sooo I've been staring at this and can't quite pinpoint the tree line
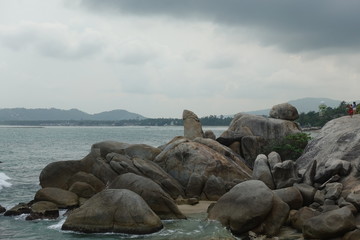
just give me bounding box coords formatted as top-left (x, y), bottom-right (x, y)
top-left (296, 101), bottom-right (351, 128)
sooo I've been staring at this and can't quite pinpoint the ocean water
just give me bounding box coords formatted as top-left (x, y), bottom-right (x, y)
top-left (0, 126), bottom-right (236, 240)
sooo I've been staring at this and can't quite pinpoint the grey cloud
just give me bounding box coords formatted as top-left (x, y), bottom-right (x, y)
top-left (78, 0), bottom-right (360, 53)
top-left (0, 22), bottom-right (103, 59)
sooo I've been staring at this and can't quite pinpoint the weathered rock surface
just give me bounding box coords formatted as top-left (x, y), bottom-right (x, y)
top-left (302, 207), bottom-right (356, 239)
top-left (26, 201), bottom-right (59, 220)
top-left (34, 187), bottom-right (79, 208)
top-left (252, 154), bottom-right (275, 189)
top-left (183, 109), bottom-right (204, 140)
top-left (108, 173), bottom-right (185, 220)
top-left (269, 103), bottom-right (299, 121)
top-left (297, 115), bottom-right (360, 194)
top-left (154, 137), bottom-right (251, 200)
top-left (218, 113), bottom-right (301, 163)
top-left (108, 153), bottom-right (185, 199)
top-left (208, 180), bottom-right (276, 235)
top-left (289, 207), bottom-right (321, 231)
top-left (272, 160), bottom-right (299, 189)
top-left (273, 187), bottom-right (303, 210)
top-left (61, 189), bottom-right (163, 234)
top-left (4, 203), bottom-right (30, 216)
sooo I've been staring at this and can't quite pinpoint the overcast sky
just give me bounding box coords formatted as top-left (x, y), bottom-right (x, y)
top-left (1, 0), bottom-right (359, 118)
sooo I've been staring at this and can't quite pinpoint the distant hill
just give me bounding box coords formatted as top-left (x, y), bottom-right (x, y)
top-left (0, 108), bottom-right (146, 121)
top-left (246, 97), bottom-right (350, 116)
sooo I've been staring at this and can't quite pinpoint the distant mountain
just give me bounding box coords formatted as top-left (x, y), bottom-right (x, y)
top-left (0, 108), bottom-right (146, 121)
top-left (246, 97), bottom-right (350, 116)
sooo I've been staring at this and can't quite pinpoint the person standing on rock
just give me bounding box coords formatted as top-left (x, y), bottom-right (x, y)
top-left (352, 102), bottom-right (357, 114)
top-left (347, 104), bottom-right (354, 117)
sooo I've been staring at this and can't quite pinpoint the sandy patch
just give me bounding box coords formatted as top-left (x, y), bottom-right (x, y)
top-left (177, 201), bottom-right (216, 216)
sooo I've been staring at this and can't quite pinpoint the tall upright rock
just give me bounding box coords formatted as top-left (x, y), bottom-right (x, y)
top-left (183, 110), bottom-right (204, 140)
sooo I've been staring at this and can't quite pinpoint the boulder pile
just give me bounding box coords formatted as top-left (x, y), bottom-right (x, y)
top-left (3, 105), bottom-right (360, 239)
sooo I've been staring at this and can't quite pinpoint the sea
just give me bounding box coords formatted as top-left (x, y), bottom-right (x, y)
top-left (0, 125), bottom-right (238, 240)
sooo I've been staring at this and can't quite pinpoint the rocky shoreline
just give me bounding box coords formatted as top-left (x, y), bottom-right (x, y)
top-left (2, 103), bottom-right (360, 239)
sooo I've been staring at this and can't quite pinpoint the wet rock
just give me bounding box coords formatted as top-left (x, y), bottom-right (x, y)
top-left (26, 201), bottom-right (59, 220)
top-left (62, 189), bottom-right (163, 234)
top-left (4, 203), bottom-right (31, 216)
top-left (34, 187), bottom-right (79, 208)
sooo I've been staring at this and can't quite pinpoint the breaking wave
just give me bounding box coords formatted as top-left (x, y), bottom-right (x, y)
top-left (0, 172), bottom-right (12, 190)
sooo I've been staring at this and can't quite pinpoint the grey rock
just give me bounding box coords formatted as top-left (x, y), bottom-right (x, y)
top-left (204, 130), bottom-right (216, 140)
top-left (208, 180), bottom-right (274, 235)
top-left (324, 182), bottom-right (343, 200)
top-left (154, 138), bottom-right (251, 191)
top-left (4, 203), bottom-right (31, 216)
top-left (183, 109), bottom-right (204, 140)
top-left (34, 187), bottom-right (79, 208)
top-left (61, 189), bottom-right (163, 234)
top-left (185, 173), bottom-right (206, 198)
top-left (68, 182), bottom-right (97, 199)
top-left (302, 207), bottom-right (356, 239)
top-left (272, 160), bottom-right (299, 189)
top-left (252, 154), bottom-right (275, 189)
top-left (109, 173), bottom-right (185, 220)
top-left (296, 115), bottom-right (360, 195)
top-left (293, 183), bottom-right (317, 206)
top-left (269, 103), bottom-right (299, 121)
top-left (273, 187), bottom-right (303, 210)
top-left (252, 195), bottom-right (290, 237)
top-left (289, 207), bottom-right (321, 231)
top-left (201, 175), bottom-right (226, 201)
top-left (26, 201), bottom-right (59, 220)
top-left (346, 193), bottom-right (360, 211)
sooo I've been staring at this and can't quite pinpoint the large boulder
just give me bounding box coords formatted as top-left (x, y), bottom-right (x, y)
top-left (302, 207), bottom-right (356, 239)
top-left (154, 137), bottom-right (251, 199)
top-left (108, 173), bottom-right (185, 220)
top-left (208, 180), bottom-right (278, 235)
top-left (183, 109), bottom-right (204, 140)
top-left (61, 189), bottom-right (163, 234)
top-left (218, 113), bottom-right (301, 164)
top-left (297, 115), bottom-right (360, 195)
top-left (269, 103), bottom-right (299, 121)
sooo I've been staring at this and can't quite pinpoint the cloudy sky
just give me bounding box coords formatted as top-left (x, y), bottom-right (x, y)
top-left (1, 0), bottom-right (359, 118)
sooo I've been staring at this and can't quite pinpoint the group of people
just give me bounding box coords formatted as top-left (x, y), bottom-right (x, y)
top-left (347, 102), bottom-right (357, 117)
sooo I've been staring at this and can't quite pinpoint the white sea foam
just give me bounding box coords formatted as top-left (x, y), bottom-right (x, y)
top-left (0, 172), bottom-right (12, 190)
top-left (48, 219), bottom-right (66, 231)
